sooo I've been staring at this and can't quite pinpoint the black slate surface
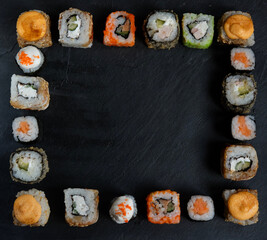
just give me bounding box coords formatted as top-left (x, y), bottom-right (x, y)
top-left (0, 0), bottom-right (267, 239)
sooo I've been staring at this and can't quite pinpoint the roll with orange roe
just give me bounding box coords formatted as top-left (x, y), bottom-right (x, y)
top-left (16, 10), bottom-right (52, 48)
top-left (187, 195), bottom-right (214, 221)
top-left (103, 11), bottom-right (136, 47)
top-left (147, 190), bottom-right (180, 224)
top-left (217, 11), bottom-right (254, 47)
top-left (231, 48), bottom-right (255, 71)
top-left (13, 188), bottom-right (50, 227)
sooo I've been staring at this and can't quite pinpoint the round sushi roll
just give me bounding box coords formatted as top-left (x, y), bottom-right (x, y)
top-left (9, 147), bottom-right (49, 184)
top-left (187, 195), bottom-right (215, 221)
top-left (217, 11), bottom-right (254, 47)
top-left (231, 115), bottom-right (256, 141)
top-left (103, 11), bottom-right (136, 47)
top-left (12, 116), bottom-right (39, 142)
top-left (109, 195), bottom-right (137, 224)
top-left (143, 10), bottom-right (180, 49)
top-left (182, 13), bottom-right (214, 49)
top-left (231, 48), bottom-right (255, 71)
top-left (16, 10), bottom-right (52, 48)
top-left (222, 73), bottom-right (257, 114)
top-left (16, 46), bottom-right (44, 73)
top-left (13, 188), bottom-right (50, 227)
top-left (221, 144), bottom-right (258, 181)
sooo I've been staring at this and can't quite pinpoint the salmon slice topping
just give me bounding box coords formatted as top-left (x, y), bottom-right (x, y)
top-left (193, 198), bottom-right (209, 215)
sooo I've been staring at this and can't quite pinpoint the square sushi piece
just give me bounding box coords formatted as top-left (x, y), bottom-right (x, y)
top-left (217, 11), bottom-right (255, 47)
top-left (221, 144), bottom-right (258, 181)
top-left (231, 48), bottom-right (255, 70)
top-left (58, 8), bottom-right (93, 48)
top-left (222, 73), bottom-right (257, 114)
top-left (16, 10), bottom-right (52, 48)
top-left (64, 188), bottom-right (99, 227)
top-left (231, 115), bottom-right (256, 141)
top-left (103, 11), bottom-right (136, 47)
top-left (182, 13), bottom-right (214, 49)
top-left (147, 190), bottom-right (180, 224)
top-left (13, 188), bottom-right (50, 227)
top-left (222, 189), bottom-right (259, 225)
top-left (143, 10), bottom-right (180, 49)
top-left (187, 195), bottom-right (215, 221)
top-left (10, 74), bottom-right (50, 111)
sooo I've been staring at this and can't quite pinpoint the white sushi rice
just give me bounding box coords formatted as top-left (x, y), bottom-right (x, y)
top-left (11, 150), bottom-right (43, 182)
top-left (64, 188), bottom-right (99, 226)
top-left (231, 115), bottom-right (256, 140)
top-left (187, 195), bottom-right (214, 221)
top-left (225, 75), bottom-right (256, 106)
top-left (146, 12), bottom-right (178, 42)
top-left (231, 48), bottom-right (255, 70)
top-left (15, 46), bottom-right (44, 73)
top-left (13, 188), bottom-right (50, 226)
top-left (12, 116), bottom-right (39, 142)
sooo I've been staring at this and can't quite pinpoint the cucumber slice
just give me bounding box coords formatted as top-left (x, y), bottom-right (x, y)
top-left (116, 30), bottom-right (130, 38)
top-left (188, 22), bottom-right (197, 30)
top-left (68, 23), bottom-right (78, 31)
top-left (167, 202), bottom-right (175, 213)
top-left (235, 161), bottom-right (251, 171)
top-left (156, 19), bottom-right (165, 28)
top-left (17, 158), bottom-right (29, 171)
top-left (69, 15), bottom-right (77, 22)
top-left (238, 81), bottom-right (252, 96)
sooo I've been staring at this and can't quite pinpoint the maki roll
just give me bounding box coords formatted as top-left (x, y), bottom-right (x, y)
top-left (231, 115), bottom-right (256, 141)
top-left (147, 190), bottom-right (180, 224)
top-left (13, 188), bottom-right (50, 227)
top-left (10, 74), bottom-right (50, 110)
top-left (58, 8), bottom-right (93, 48)
top-left (222, 189), bottom-right (259, 225)
top-left (16, 10), bottom-right (52, 48)
top-left (221, 144), bottom-right (258, 181)
top-left (16, 46), bottom-right (44, 73)
top-left (12, 116), bottom-right (39, 142)
top-left (222, 73), bottom-right (257, 114)
top-left (143, 10), bottom-right (179, 49)
top-left (109, 195), bottom-right (137, 224)
top-left (103, 11), bottom-right (136, 47)
top-left (231, 48), bottom-right (255, 71)
top-left (217, 11), bottom-right (254, 47)
top-left (10, 147), bottom-right (49, 184)
top-left (182, 13), bottom-right (214, 49)
top-left (64, 188), bottom-right (99, 227)
top-left (187, 195), bottom-right (215, 221)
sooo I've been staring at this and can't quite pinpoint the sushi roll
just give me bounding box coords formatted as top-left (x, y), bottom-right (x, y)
top-left (13, 188), bottom-right (50, 227)
top-left (147, 190), bottom-right (180, 224)
top-left (64, 188), bottom-right (99, 227)
top-left (9, 147), bottom-right (49, 184)
top-left (231, 48), bottom-right (255, 71)
top-left (58, 8), bottom-right (93, 48)
top-left (143, 10), bottom-right (179, 49)
top-left (182, 13), bottom-right (214, 49)
top-left (16, 46), bottom-right (44, 73)
top-left (217, 11), bottom-right (254, 47)
top-left (222, 73), bottom-right (257, 114)
top-left (231, 115), bottom-right (256, 141)
top-left (10, 74), bottom-right (50, 110)
top-left (16, 10), bottom-right (52, 48)
top-left (109, 195), bottom-right (137, 224)
top-left (221, 144), bottom-right (258, 181)
top-left (187, 195), bottom-right (215, 221)
top-left (222, 189), bottom-right (259, 225)
top-left (12, 116), bottom-right (39, 142)
top-left (103, 11), bottom-right (136, 47)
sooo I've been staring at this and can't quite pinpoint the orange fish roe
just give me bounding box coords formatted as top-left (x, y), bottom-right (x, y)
top-left (233, 52), bottom-right (250, 68)
top-left (33, 55), bottom-right (40, 59)
top-left (18, 51), bottom-right (34, 66)
top-left (103, 11), bottom-right (136, 47)
top-left (17, 121), bottom-right (30, 134)
top-left (238, 116), bottom-right (251, 137)
top-left (192, 198), bottom-right (209, 215)
top-left (147, 190), bottom-right (180, 224)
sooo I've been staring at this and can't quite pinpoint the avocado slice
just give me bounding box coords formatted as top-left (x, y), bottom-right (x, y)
top-left (156, 19), bottom-right (165, 28)
top-left (17, 158), bottom-right (29, 171)
top-left (167, 201), bottom-right (175, 213)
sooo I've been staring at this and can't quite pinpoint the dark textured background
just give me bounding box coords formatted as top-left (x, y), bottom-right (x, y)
top-left (0, 0), bottom-right (266, 239)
